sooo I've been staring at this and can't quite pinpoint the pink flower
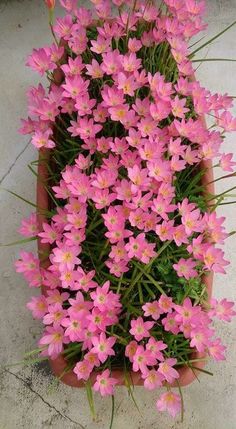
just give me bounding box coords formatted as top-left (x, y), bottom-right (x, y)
top-left (171, 95), bottom-right (189, 118)
top-left (68, 291), bottom-right (93, 315)
top-left (87, 308), bottom-right (110, 332)
top-left (54, 15), bottom-right (73, 40)
top-left (128, 37), bottom-right (142, 52)
top-left (168, 137), bottom-right (186, 157)
top-left (91, 333), bottom-right (116, 363)
top-left (90, 36), bottom-right (110, 55)
top-left (162, 313), bottom-right (180, 335)
top-left (122, 53), bottom-right (142, 72)
top-left (74, 360), bottom-right (93, 381)
top-left (150, 99), bottom-right (171, 121)
top-left (75, 94), bottom-right (96, 116)
top-left (62, 75), bottom-right (89, 99)
top-left (125, 233), bottom-right (154, 261)
top-left (139, 241), bottom-right (156, 264)
top-left (86, 59), bottom-right (104, 79)
top-left (61, 56), bottom-right (84, 76)
top-left (217, 111), bottom-right (236, 131)
top-left (26, 48), bottom-right (56, 75)
top-left (132, 345), bottom-right (156, 374)
top-left (158, 295), bottom-right (173, 313)
top-left (148, 72), bottom-right (173, 100)
top-left (190, 328), bottom-right (213, 352)
top-left (170, 155), bottom-right (186, 172)
top-left (43, 303), bottom-right (66, 327)
top-left (76, 268), bottom-right (98, 292)
top-left (128, 165), bottom-right (150, 191)
top-left (101, 50), bottom-right (122, 75)
top-left (202, 246), bottom-right (229, 274)
top-left (101, 85), bottom-right (124, 107)
top-left (39, 326), bottom-right (64, 359)
top-left (172, 225), bottom-right (189, 247)
top-left (156, 391), bottom-right (181, 417)
top-left (52, 245), bottom-right (81, 272)
top-left (38, 222), bottom-right (61, 244)
top-left (84, 351), bottom-right (100, 368)
top-left (146, 337), bottom-right (167, 361)
top-left (142, 369), bottom-right (164, 390)
top-left (75, 7), bottom-right (93, 27)
top-left (15, 251), bottom-right (41, 287)
top-left (174, 298), bottom-right (200, 324)
top-left (125, 340), bottom-right (138, 362)
top-left (18, 213), bottom-right (38, 237)
top-left (106, 259), bottom-right (129, 277)
top-left (93, 369), bottom-right (118, 396)
top-left (109, 241), bottom-right (128, 262)
top-left (173, 258), bottom-right (198, 280)
top-left (151, 196), bottom-right (176, 220)
top-left (37, 98), bottom-right (60, 122)
top-left (117, 72), bottom-right (139, 96)
top-left (108, 104), bottom-right (130, 123)
top-left (209, 298), bottom-right (236, 322)
top-left (59, 0), bottom-right (78, 12)
top-left (130, 317), bottom-right (154, 341)
top-left (31, 129), bottom-right (55, 149)
top-left (219, 153), bottom-right (236, 172)
top-left (73, 117), bottom-right (102, 140)
top-left (90, 281), bottom-right (121, 312)
top-left (208, 338), bottom-right (226, 361)
top-left (46, 289), bottom-right (69, 305)
top-left (61, 314), bottom-right (85, 342)
top-left (26, 295), bottom-right (48, 319)
top-left (158, 358), bottom-right (179, 383)
top-left (187, 235), bottom-right (205, 259)
top-left (156, 220), bottom-right (174, 242)
top-left (178, 198), bottom-right (196, 216)
top-left (182, 208), bottom-right (203, 235)
top-left (91, 168), bottom-right (117, 189)
top-left (142, 301), bottom-right (161, 321)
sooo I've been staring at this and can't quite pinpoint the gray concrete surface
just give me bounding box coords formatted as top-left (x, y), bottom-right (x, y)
top-left (0, 1), bottom-right (236, 428)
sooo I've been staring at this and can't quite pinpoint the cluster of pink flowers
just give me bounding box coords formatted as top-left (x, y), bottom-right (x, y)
top-left (16, 0), bottom-right (236, 420)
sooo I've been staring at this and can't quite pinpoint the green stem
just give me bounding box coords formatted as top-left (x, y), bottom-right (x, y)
top-left (109, 396), bottom-right (115, 429)
top-left (192, 58), bottom-right (236, 62)
top-left (206, 185), bottom-right (236, 202)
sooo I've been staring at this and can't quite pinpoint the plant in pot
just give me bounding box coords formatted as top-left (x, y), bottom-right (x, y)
top-left (14, 0), bottom-right (236, 422)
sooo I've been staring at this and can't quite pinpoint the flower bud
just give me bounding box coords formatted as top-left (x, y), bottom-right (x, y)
top-left (45, 0), bottom-right (55, 10)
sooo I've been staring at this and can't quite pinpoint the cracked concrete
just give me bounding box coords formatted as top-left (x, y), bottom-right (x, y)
top-left (4, 369), bottom-right (85, 428)
top-left (0, 1), bottom-right (236, 428)
top-left (0, 141), bottom-right (30, 185)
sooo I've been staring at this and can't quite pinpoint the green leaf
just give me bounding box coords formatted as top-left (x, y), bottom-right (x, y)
top-left (190, 20), bottom-right (236, 57)
top-left (1, 236), bottom-right (37, 247)
top-left (28, 163), bottom-right (38, 177)
top-left (124, 371), bottom-right (141, 415)
top-left (4, 357), bottom-right (48, 368)
top-left (189, 365), bottom-right (213, 377)
top-left (176, 380), bottom-right (184, 423)
top-left (85, 379), bottom-right (96, 421)
top-left (1, 188), bottom-right (37, 207)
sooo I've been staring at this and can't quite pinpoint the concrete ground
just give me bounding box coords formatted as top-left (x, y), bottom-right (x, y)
top-left (0, 1), bottom-right (236, 428)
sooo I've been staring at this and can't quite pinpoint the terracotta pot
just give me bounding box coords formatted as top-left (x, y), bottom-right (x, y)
top-left (36, 61), bottom-right (214, 388)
